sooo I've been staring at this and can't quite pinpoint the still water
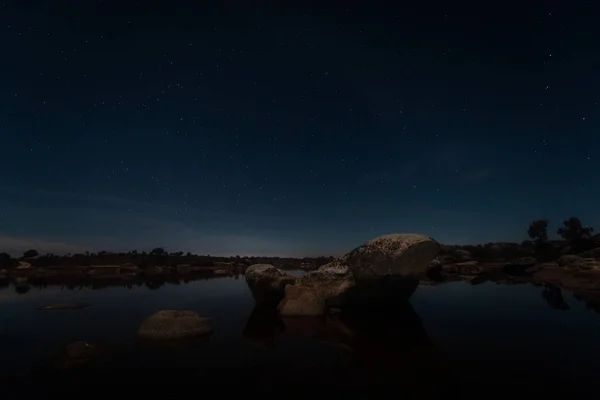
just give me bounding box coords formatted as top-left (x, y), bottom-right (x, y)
top-left (2, 272), bottom-right (600, 395)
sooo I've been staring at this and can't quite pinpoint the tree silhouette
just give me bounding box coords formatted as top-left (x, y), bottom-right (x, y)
top-left (557, 217), bottom-right (594, 241)
top-left (150, 247), bottom-right (166, 256)
top-left (527, 219), bottom-right (549, 244)
top-left (557, 217), bottom-right (595, 253)
top-left (22, 249), bottom-right (39, 258)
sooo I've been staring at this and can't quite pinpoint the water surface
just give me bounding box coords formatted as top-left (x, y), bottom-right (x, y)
top-left (2, 273), bottom-right (600, 395)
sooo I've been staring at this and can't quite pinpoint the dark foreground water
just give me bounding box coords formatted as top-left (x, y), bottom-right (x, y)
top-left (2, 272), bottom-right (600, 396)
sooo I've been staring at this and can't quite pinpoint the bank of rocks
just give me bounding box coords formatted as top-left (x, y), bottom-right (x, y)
top-left (246, 233), bottom-right (441, 316)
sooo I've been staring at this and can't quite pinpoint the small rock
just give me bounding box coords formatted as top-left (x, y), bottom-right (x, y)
top-left (557, 255), bottom-right (582, 267)
top-left (213, 269), bottom-right (230, 276)
top-left (37, 303), bottom-right (90, 310)
top-left (428, 258), bottom-right (442, 268)
top-left (455, 261), bottom-right (482, 275)
top-left (17, 261), bottom-right (32, 269)
top-left (137, 310), bottom-right (213, 340)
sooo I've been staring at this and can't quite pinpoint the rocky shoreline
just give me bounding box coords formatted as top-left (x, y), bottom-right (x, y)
top-left (422, 255), bottom-right (600, 311)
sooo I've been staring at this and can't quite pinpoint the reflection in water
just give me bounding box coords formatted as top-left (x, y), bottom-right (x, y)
top-left (542, 285), bottom-right (570, 311)
top-left (15, 285), bottom-right (31, 294)
top-left (1, 272), bottom-right (241, 296)
top-left (6, 272), bottom-right (600, 395)
top-left (243, 302), bottom-right (450, 393)
top-left (242, 303), bottom-right (285, 348)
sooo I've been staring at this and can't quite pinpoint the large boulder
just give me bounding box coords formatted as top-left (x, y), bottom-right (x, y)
top-left (343, 234), bottom-right (440, 279)
top-left (245, 264), bottom-right (296, 304)
top-left (278, 234), bottom-right (440, 316)
top-left (137, 310), bottom-right (212, 340)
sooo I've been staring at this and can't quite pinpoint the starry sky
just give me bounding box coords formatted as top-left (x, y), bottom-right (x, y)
top-left (0, 2), bottom-right (599, 257)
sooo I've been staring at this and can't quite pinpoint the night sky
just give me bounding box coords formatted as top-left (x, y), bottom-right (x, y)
top-left (1, 2), bottom-right (599, 257)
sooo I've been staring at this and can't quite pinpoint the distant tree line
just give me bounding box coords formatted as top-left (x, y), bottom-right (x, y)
top-left (527, 216), bottom-right (596, 260)
top-left (0, 247), bottom-right (334, 270)
top-left (433, 216), bottom-right (598, 264)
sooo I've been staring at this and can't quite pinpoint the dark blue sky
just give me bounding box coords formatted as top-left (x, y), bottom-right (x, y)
top-left (0, 2), bottom-right (598, 256)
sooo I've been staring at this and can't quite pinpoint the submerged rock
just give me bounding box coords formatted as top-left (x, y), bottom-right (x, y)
top-left (245, 264), bottom-right (296, 304)
top-left (51, 341), bottom-right (104, 370)
top-left (66, 341), bottom-right (101, 359)
top-left (137, 310), bottom-right (212, 340)
top-left (37, 303), bottom-right (90, 310)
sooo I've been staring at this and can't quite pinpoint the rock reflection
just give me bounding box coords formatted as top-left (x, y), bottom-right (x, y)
top-left (541, 285), bottom-right (570, 311)
top-left (242, 302), bottom-right (448, 390)
top-left (243, 303), bottom-right (285, 348)
top-left (15, 285), bottom-right (31, 294)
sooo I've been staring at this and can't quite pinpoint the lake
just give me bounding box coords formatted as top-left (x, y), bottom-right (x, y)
top-left (2, 271), bottom-right (600, 396)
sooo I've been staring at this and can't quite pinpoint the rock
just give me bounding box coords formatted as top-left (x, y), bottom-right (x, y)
top-left (577, 247), bottom-right (600, 258)
top-left (278, 262), bottom-right (352, 316)
top-left (36, 303), bottom-right (90, 310)
top-left (525, 263), bottom-right (558, 274)
top-left (453, 249), bottom-right (474, 261)
top-left (137, 310), bottom-right (213, 340)
top-left (503, 257), bottom-right (537, 275)
top-left (569, 258), bottom-right (600, 271)
top-left (278, 284), bottom-right (327, 316)
top-left (52, 341), bottom-right (104, 370)
top-left (455, 261), bottom-right (482, 275)
top-left (278, 234), bottom-right (439, 316)
top-left (534, 267), bottom-right (600, 298)
top-left (120, 264), bottom-right (141, 274)
top-left (343, 233), bottom-right (440, 279)
top-left (557, 255), bottom-right (582, 267)
top-left (245, 264), bottom-right (296, 304)
top-left (428, 258), bottom-right (442, 268)
top-left (66, 341), bottom-right (100, 359)
top-left (213, 269), bottom-right (230, 276)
